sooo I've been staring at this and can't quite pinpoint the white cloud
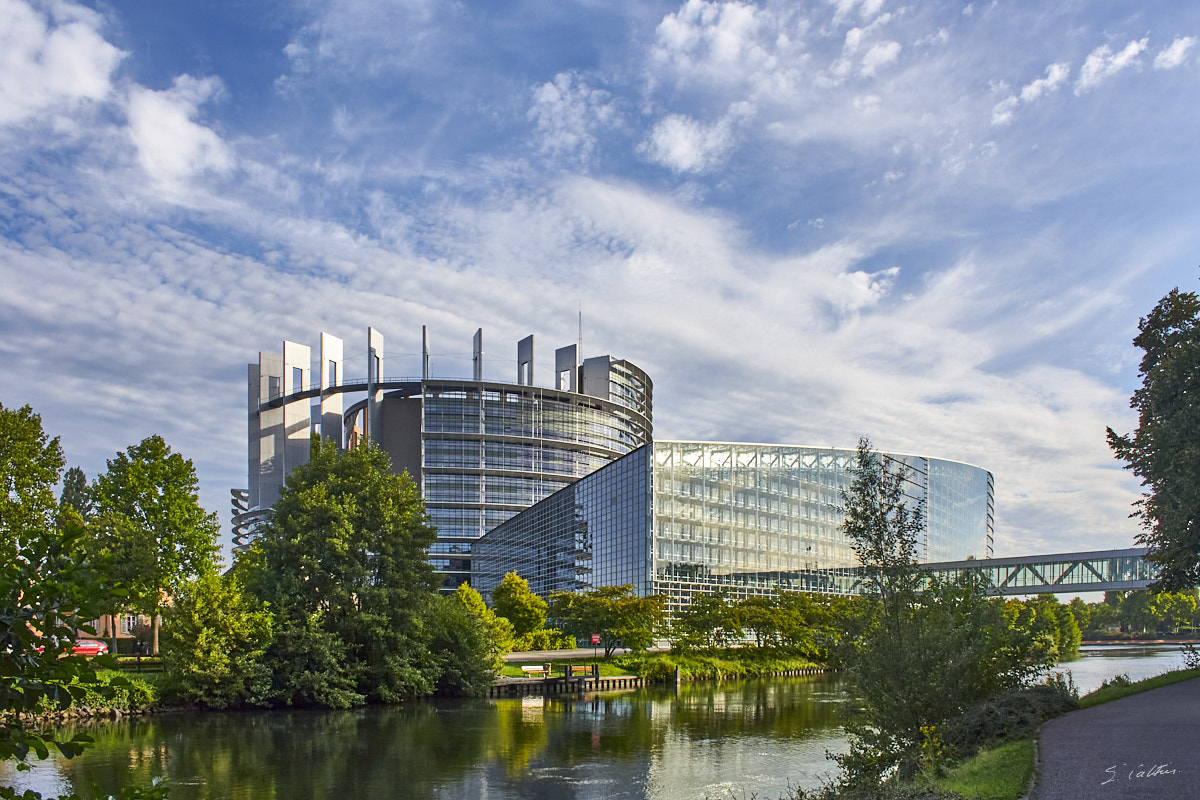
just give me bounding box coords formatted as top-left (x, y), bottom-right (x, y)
top-left (651, 0), bottom-right (784, 93)
top-left (991, 95), bottom-right (1018, 125)
top-left (1020, 62), bottom-right (1070, 102)
top-left (859, 40), bottom-right (901, 77)
top-left (1075, 37), bottom-right (1149, 95)
top-left (0, 0), bottom-right (124, 127)
top-left (992, 62), bottom-right (1068, 125)
top-left (125, 75), bottom-right (234, 194)
top-left (639, 113), bottom-right (736, 173)
top-left (528, 72), bottom-right (617, 167)
top-left (1154, 36), bottom-right (1196, 70)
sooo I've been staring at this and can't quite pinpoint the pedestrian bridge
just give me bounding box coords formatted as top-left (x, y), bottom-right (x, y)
top-left (921, 547), bottom-right (1155, 596)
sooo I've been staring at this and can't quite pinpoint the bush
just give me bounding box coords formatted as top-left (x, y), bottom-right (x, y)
top-left (514, 628), bottom-right (575, 651)
top-left (425, 596), bottom-right (501, 697)
top-left (938, 680), bottom-right (1078, 760)
top-left (159, 571), bottom-right (273, 709)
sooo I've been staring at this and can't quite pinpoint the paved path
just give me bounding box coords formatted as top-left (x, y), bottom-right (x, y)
top-left (1032, 676), bottom-right (1200, 800)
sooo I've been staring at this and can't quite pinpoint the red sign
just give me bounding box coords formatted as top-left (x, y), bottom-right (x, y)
top-left (590, 633), bottom-right (601, 645)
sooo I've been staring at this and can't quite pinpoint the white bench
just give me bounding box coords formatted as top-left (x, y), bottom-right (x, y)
top-left (520, 664), bottom-right (551, 678)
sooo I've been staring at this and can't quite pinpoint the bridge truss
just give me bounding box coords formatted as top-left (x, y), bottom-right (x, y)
top-left (920, 547), bottom-right (1155, 596)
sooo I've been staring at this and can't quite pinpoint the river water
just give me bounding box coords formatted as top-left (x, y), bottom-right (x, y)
top-left (4, 645), bottom-right (1188, 800)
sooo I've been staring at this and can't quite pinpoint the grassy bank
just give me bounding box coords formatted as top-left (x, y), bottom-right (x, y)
top-left (920, 667), bottom-right (1200, 800)
top-left (35, 670), bottom-right (159, 721)
top-left (499, 649), bottom-right (824, 681)
top-left (616, 649), bottom-right (822, 681)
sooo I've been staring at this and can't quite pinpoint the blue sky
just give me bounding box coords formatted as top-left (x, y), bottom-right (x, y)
top-left (3, 0), bottom-right (1199, 563)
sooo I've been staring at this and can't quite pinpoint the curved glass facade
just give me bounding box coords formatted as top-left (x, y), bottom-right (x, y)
top-left (473, 442), bottom-right (994, 614)
top-left (386, 378), bottom-right (653, 589)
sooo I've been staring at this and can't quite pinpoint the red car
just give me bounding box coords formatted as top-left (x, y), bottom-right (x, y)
top-left (34, 639), bottom-right (109, 657)
top-left (72, 639), bottom-right (109, 657)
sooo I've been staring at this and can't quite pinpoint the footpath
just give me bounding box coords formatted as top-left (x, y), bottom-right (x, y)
top-left (1031, 676), bottom-right (1200, 800)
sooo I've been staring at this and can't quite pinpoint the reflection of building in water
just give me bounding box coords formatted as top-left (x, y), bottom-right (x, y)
top-left (473, 441), bottom-right (994, 615)
top-left (237, 325), bottom-right (652, 590)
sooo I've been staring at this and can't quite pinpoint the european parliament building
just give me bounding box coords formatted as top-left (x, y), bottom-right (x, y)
top-left (236, 326), bottom-right (652, 589)
top-left (237, 324), bottom-right (993, 603)
top-left (471, 442), bottom-right (994, 614)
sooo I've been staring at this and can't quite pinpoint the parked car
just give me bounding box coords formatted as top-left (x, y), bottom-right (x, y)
top-left (72, 639), bottom-right (109, 657)
top-left (34, 638), bottom-right (109, 657)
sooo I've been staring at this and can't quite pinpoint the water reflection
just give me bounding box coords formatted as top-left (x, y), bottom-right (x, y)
top-left (1053, 644), bottom-right (1189, 694)
top-left (3, 675), bottom-right (851, 800)
top-left (6, 649), bottom-right (1189, 799)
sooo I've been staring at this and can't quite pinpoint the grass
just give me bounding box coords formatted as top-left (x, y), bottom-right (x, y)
top-left (928, 740), bottom-right (1033, 800)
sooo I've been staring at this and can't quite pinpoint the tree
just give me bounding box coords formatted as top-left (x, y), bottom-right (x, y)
top-left (159, 570), bottom-right (273, 709)
top-left (490, 572), bottom-right (548, 639)
top-left (837, 438), bottom-right (1044, 784)
top-left (424, 595), bottom-right (504, 697)
top-left (548, 585), bottom-right (665, 658)
top-left (1068, 597), bottom-right (1091, 634)
top-left (453, 583), bottom-right (514, 669)
top-left (0, 404), bottom-right (64, 549)
top-left (1107, 283), bottom-right (1200, 590)
top-left (0, 404), bottom-right (167, 800)
top-left (91, 435), bottom-right (220, 653)
top-left (244, 437), bottom-right (451, 707)
top-left (58, 466), bottom-right (93, 523)
top-left (671, 591), bottom-right (741, 650)
top-left (841, 438), bottom-right (924, 607)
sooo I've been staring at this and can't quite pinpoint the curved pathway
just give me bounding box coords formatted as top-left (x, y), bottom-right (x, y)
top-left (1031, 676), bottom-right (1200, 800)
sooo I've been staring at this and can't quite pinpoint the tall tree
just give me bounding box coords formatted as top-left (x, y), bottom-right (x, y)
top-left (0, 403), bottom-right (64, 548)
top-left (244, 438), bottom-right (443, 706)
top-left (91, 435), bottom-right (220, 653)
top-left (1107, 283), bottom-right (1200, 590)
top-left (837, 438), bottom-right (1042, 784)
top-left (0, 404), bottom-right (168, 800)
top-left (58, 466), bottom-right (93, 522)
top-left (841, 438), bottom-right (925, 609)
top-left (490, 572), bottom-right (548, 638)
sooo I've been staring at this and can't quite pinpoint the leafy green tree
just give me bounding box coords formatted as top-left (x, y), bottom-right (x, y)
top-left (244, 438), bottom-right (450, 707)
top-left (775, 591), bottom-right (854, 661)
top-left (670, 591), bottom-right (741, 650)
top-left (91, 435), bottom-right (220, 653)
top-left (0, 404), bottom-right (167, 800)
top-left (453, 583), bottom-right (514, 668)
top-left (737, 596), bottom-right (782, 648)
top-left (841, 438), bottom-right (924, 606)
top-left (490, 572), bottom-right (548, 638)
top-left (1120, 590), bottom-right (1159, 633)
top-left (57, 466), bottom-right (93, 524)
top-left (1085, 598), bottom-right (1119, 634)
top-left (1068, 597), bottom-right (1091, 634)
top-left (1157, 590), bottom-right (1198, 633)
top-left (424, 595), bottom-right (503, 697)
top-left (0, 404), bottom-right (64, 549)
top-left (837, 439), bottom-right (1043, 785)
top-left (160, 570), bottom-right (273, 709)
top-left (548, 585), bottom-right (665, 658)
top-left (1107, 283), bottom-right (1200, 590)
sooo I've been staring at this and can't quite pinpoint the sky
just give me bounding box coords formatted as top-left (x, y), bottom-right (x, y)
top-left (2, 0), bottom-right (1199, 565)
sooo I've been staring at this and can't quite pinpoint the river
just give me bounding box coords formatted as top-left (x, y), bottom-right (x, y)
top-left (3, 645), bottom-right (1189, 800)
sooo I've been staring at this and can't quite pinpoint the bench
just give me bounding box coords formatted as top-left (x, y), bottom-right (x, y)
top-left (520, 664), bottom-right (551, 678)
top-left (568, 665), bottom-right (592, 677)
